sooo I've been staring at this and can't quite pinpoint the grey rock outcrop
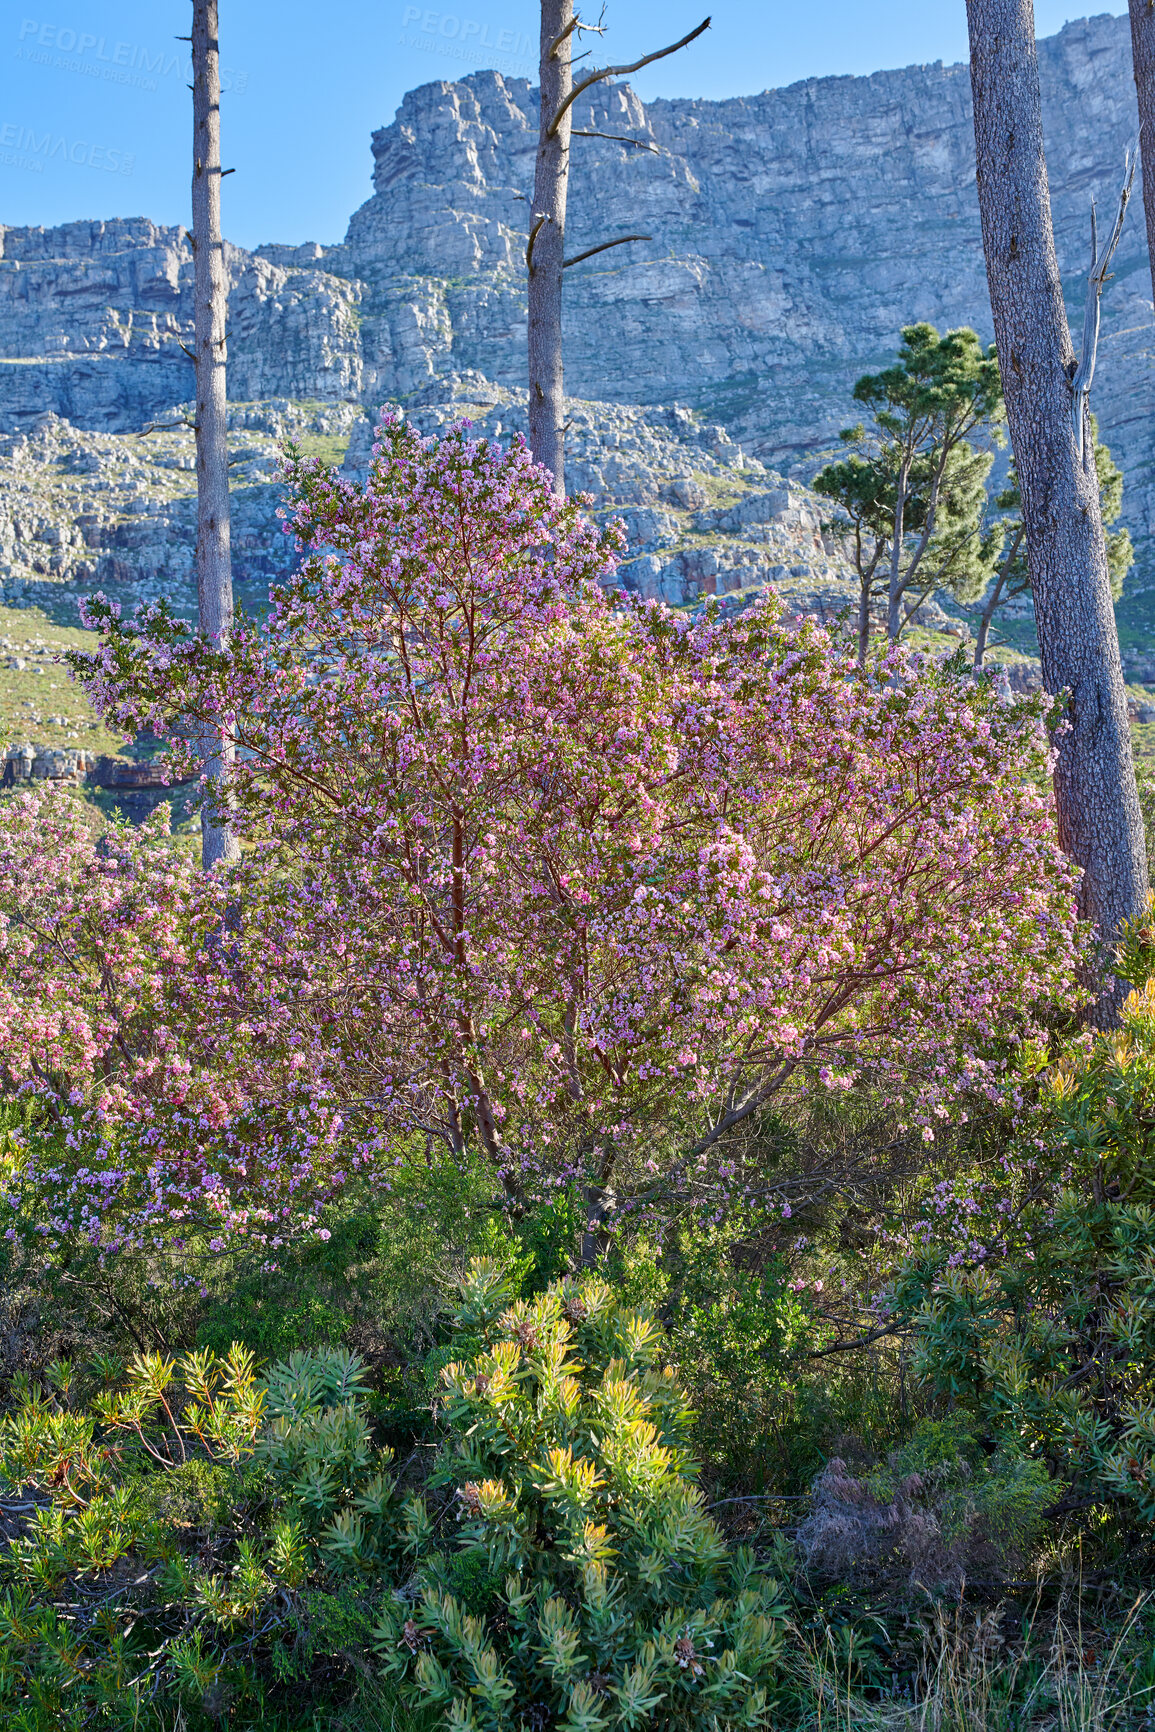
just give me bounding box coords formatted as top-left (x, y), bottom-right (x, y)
top-left (364, 372), bottom-right (857, 610)
top-left (325, 16), bottom-right (1154, 528)
top-left (0, 222), bottom-right (363, 432)
top-left (0, 382), bottom-right (859, 617)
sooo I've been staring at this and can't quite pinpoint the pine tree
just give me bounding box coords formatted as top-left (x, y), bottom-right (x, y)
top-left (813, 324), bottom-right (1004, 665)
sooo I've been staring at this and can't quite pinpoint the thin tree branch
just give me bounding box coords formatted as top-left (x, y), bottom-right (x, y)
top-left (571, 129), bottom-right (659, 153)
top-left (548, 15), bottom-right (583, 57)
top-left (137, 418), bottom-right (195, 438)
top-left (550, 5), bottom-right (607, 59)
top-left (526, 214), bottom-right (547, 275)
top-left (563, 233), bottom-right (651, 267)
top-left (806, 1320), bottom-right (905, 1360)
top-left (1072, 143), bottom-right (1136, 461)
top-left (546, 16), bottom-right (711, 138)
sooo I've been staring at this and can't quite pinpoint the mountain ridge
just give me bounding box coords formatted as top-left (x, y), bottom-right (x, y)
top-left (0, 12), bottom-right (1152, 662)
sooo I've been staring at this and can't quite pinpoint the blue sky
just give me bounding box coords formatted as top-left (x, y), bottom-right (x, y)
top-left (0, 1), bottom-right (1130, 248)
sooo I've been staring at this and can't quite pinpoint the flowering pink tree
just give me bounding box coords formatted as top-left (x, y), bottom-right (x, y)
top-left (0, 792), bottom-right (208, 1115)
top-left (0, 793), bottom-right (346, 1254)
top-left (38, 417), bottom-right (1079, 1255)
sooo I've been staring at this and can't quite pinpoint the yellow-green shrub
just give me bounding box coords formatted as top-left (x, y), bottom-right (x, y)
top-left (374, 1260), bottom-right (788, 1730)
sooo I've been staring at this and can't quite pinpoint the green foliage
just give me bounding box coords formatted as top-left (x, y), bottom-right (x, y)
top-left (984, 421), bottom-right (1132, 640)
top-left (870, 1416), bottom-right (1054, 1566)
top-left (900, 958), bottom-right (1155, 1524)
top-left (607, 1209), bottom-right (834, 1493)
top-left (813, 323), bottom-right (1004, 638)
top-left (196, 1215), bottom-right (380, 1358)
top-left (814, 326), bottom-right (1134, 667)
top-left (0, 1344), bottom-right (412, 1726)
top-left (1137, 770), bottom-right (1155, 890)
top-left (1095, 429), bottom-right (1135, 603)
top-left (796, 1415), bottom-right (1053, 1595)
top-left (374, 1259), bottom-right (789, 1730)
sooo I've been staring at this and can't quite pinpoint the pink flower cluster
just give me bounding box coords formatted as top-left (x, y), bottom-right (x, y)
top-left (6, 414), bottom-right (1080, 1252)
top-left (0, 793), bottom-right (344, 1253)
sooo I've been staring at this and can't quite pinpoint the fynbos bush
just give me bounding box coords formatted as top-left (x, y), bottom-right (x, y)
top-left (375, 1259), bottom-right (789, 1730)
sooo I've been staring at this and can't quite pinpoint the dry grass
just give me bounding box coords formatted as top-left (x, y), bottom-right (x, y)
top-left (794, 1598), bottom-right (1153, 1732)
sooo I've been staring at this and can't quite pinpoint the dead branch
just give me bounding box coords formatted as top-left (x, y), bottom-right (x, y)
top-left (571, 129), bottom-right (659, 153)
top-left (526, 213), bottom-right (548, 275)
top-left (548, 15), bottom-right (582, 57)
top-left (806, 1320), bottom-right (906, 1360)
top-left (546, 16), bottom-right (711, 138)
top-left (549, 5), bottom-right (607, 60)
top-left (1071, 142), bottom-right (1136, 461)
top-left (137, 418), bottom-right (195, 438)
top-left (563, 233), bottom-right (651, 267)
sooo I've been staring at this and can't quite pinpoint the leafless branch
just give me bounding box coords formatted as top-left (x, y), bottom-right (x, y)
top-left (1071, 141), bottom-right (1136, 461)
top-left (571, 129), bottom-right (659, 153)
top-left (526, 213), bottom-right (547, 274)
top-left (546, 16), bottom-right (711, 138)
top-left (548, 15), bottom-right (582, 57)
top-left (549, 6), bottom-right (606, 58)
top-left (563, 232), bottom-right (651, 267)
top-left (708, 1494), bottom-right (807, 1507)
top-left (137, 418), bottom-right (195, 438)
top-left (806, 1320), bottom-right (906, 1360)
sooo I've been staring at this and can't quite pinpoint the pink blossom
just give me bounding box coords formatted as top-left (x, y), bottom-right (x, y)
top-left (0, 413), bottom-right (1082, 1254)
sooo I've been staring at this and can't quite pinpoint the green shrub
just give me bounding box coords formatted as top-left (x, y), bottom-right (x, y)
top-left (606, 1211), bottom-right (846, 1495)
top-left (897, 963), bottom-right (1155, 1527)
top-left (0, 1343), bottom-right (412, 1727)
top-left (374, 1259), bottom-right (789, 1730)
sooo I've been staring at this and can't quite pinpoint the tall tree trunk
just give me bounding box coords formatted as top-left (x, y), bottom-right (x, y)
top-left (887, 468), bottom-right (909, 640)
top-left (966, 0), bottom-right (1147, 1021)
top-left (972, 566), bottom-right (1008, 673)
top-left (1130, 0), bottom-right (1155, 311)
top-left (858, 572), bottom-right (872, 668)
top-left (528, 0), bottom-right (573, 496)
top-left (192, 0), bottom-right (238, 870)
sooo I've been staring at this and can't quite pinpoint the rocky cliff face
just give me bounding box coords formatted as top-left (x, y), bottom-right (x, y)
top-left (0, 13), bottom-right (1152, 631)
top-left (327, 13), bottom-right (1153, 514)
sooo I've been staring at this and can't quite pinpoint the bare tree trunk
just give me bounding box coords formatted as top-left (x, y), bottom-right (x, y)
top-left (858, 574), bottom-right (872, 668)
top-left (972, 568), bottom-right (1007, 673)
top-left (192, 0), bottom-right (238, 870)
top-left (1129, 0), bottom-right (1155, 311)
top-left (525, 9), bottom-right (708, 495)
top-left (887, 468), bottom-right (909, 641)
top-left (528, 0), bottom-right (573, 496)
top-left (967, 0), bottom-right (1147, 1022)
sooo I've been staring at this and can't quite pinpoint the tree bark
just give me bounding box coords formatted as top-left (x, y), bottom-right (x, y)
top-left (967, 0), bottom-right (1147, 1021)
top-left (887, 465), bottom-right (909, 641)
top-left (579, 1180), bottom-right (616, 1269)
top-left (972, 568), bottom-right (1008, 674)
top-left (858, 571), bottom-right (873, 668)
top-left (528, 0), bottom-right (573, 496)
top-left (192, 0), bottom-right (239, 870)
top-left (1130, 0), bottom-right (1155, 312)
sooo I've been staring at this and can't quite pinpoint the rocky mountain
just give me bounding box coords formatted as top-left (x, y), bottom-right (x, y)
top-left (0, 12), bottom-right (1151, 648)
